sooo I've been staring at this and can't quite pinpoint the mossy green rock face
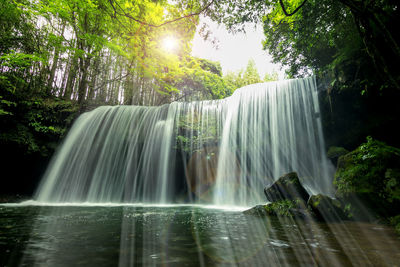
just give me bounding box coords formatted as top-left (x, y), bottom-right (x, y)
top-left (390, 215), bottom-right (400, 235)
top-left (307, 194), bottom-right (349, 221)
top-left (264, 172), bottom-right (310, 204)
top-left (334, 137), bottom-right (400, 217)
top-left (243, 201), bottom-right (310, 219)
top-left (264, 200), bottom-right (310, 218)
top-left (327, 146), bottom-right (349, 166)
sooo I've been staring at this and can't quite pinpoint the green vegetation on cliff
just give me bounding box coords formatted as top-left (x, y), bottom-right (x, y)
top-left (335, 137), bottom-right (400, 217)
top-left (0, 95), bottom-right (78, 157)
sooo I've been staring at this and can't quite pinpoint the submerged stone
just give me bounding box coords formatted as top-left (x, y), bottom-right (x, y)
top-left (264, 172), bottom-right (310, 204)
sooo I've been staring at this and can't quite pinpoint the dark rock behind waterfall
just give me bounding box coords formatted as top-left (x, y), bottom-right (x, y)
top-left (263, 172), bottom-right (309, 204)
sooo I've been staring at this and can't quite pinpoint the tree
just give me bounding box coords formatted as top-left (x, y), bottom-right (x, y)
top-left (0, 0), bottom-right (211, 106)
top-left (242, 59), bottom-right (262, 86)
top-left (263, 71), bottom-right (278, 82)
top-left (222, 59), bottom-right (265, 90)
top-left (202, 0), bottom-right (400, 89)
top-left (172, 58), bottom-right (233, 101)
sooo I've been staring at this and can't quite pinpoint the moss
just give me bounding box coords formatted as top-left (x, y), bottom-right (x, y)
top-left (307, 194), bottom-right (350, 221)
top-left (334, 137), bottom-right (400, 217)
top-left (327, 146), bottom-right (349, 166)
top-left (264, 200), bottom-right (298, 217)
top-left (389, 215), bottom-right (400, 235)
top-left (327, 146), bottom-right (349, 159)
top-left (278, 172), bottom-right (300, 186)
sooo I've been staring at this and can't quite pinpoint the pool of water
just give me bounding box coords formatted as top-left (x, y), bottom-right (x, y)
top-left (1, 203), bottom-right (399, 266)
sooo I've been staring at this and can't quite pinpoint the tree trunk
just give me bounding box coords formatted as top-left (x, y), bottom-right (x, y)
top-left (77, 57), bottom-right (91, 104)
top-left (88, 55), bottom-right (101, 101)
top-left (47, 23), bottom-right (66, 95)
top-left (64, 54), bottom-right (79, 100)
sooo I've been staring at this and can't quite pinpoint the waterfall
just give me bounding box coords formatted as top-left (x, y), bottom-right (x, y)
top-left (35, 76), bottom-right (334, 206)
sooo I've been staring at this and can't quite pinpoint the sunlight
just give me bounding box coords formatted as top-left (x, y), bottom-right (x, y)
top-left (162, 36), bottom-right (178, 53)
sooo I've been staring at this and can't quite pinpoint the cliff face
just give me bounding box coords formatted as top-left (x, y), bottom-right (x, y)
top-left (0, 96), bottom-right (79, 198)
top-left (317, 76), bottom-right (400, 151)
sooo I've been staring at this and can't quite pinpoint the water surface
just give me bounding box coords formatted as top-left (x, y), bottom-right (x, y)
top-left (1, 204), bottom-right (399, 266)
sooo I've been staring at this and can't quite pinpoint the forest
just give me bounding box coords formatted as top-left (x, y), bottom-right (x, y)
top-left (0, 0), bottom-right (279, 108)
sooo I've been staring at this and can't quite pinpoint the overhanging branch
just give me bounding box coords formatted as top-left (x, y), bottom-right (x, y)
top-left (279, 0), bottom-right (307, 16)
top-left (108, 0), bottom-right (216, 28)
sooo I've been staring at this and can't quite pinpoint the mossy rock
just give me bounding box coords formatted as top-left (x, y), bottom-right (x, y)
top-left (334, 137), bottom-right (400, 217)
top-left (389, 215), bottom-right (400, 235)
top-left (264, 200), bottom-right (310, 218)
top-left (243, 205), bottom-right (270, 216)
top-left (327, 146), bottom-right (349, 166)
top-left (243, 200), bottom-right (311, 219)
top-left (264, 172), bottom-right (310, 205)
top-left (307, 194), bottom-right (349, 221)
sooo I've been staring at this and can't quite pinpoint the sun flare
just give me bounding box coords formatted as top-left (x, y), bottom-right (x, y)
top-left (162, 36), bottom-right (178, 53)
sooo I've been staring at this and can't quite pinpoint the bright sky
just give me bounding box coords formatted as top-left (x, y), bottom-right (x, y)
top-left (191, 17), bottom-right (284, 80)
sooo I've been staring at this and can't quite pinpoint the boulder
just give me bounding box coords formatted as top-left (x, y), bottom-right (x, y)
top-left (263, 200), bottom-right (311, 219)
top-left (264, 172), bottom-right (309, 205)
top-left (243, 205), bottom-right (269, 216)
top-left (243, 200), bottom-right (311, 219)
top-left (307, 194), bottom-right (349, 221)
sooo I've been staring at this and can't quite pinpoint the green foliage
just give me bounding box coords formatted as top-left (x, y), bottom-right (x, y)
top-left (0, 92), bottom-right (79, 156)
top-left (0, 51), bottom-right (45, 69)
top-left (263, 71), bottom-right (279, 82)
top-left (205, 0), bottom-right (400, 89)
top-left (0, 0), bottom-right (223, 106)
top-left (176, 111), bottom-right (220, 153)
top-left (262, 0), bottom-right (365, 78)
top-left (167, 57), bottom-right (238, 101)
top-left (334, 137), bottom-right (400, 216)
top-left (264, 200), bottom-right (297, 217)
top-left (222, 59), bottom-right (271, 90)
top-left (242, 59), bottom-right (262, 86)
top-left (1, 0), bottom-right (284, 107)
top-left (198, 58), bottom-right (222, 76)
top-left (0, 96), bottom-right (16, 116)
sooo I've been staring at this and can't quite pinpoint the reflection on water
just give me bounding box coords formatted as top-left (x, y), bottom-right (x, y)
top-left (1, 205), bottom-right (399, 266)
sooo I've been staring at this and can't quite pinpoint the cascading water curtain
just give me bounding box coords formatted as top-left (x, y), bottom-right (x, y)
top-left (35, 76), bottom-right (334, 206)
top-left (213, 77), bottom-right (334, 206)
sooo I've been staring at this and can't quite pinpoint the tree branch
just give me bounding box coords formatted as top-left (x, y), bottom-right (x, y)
top-left (93, 73), bottom-right (130, 92)
top-left (108, 0), bottom-right (216, 28)
top-left (279, 0), bottom-right (307, 16)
